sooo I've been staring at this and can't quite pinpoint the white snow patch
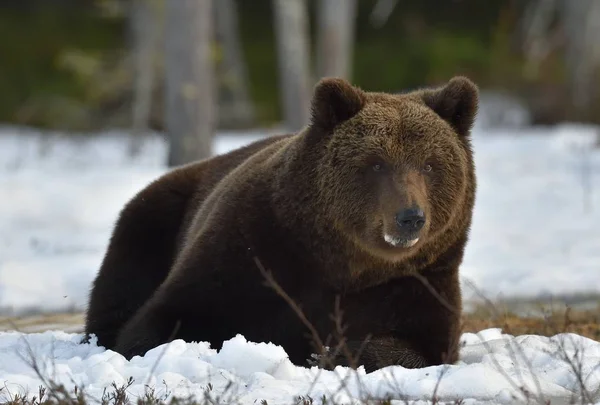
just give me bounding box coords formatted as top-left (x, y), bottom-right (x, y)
top-left (0, 329), bottom-right (598, 404)
top-left (461, 124), bottom-right (600, 301)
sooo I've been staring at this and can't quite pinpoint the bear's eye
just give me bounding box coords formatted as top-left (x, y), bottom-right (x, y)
top-left (372, 163), bottom-right (385, 172)
top-left (423, 164), bottom-right (433, 173)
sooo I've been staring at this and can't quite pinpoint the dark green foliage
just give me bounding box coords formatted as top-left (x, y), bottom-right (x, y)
top-left (0, 2), bottom-right (125, 128)
top-left (0, 0), bottom-right (592, 129)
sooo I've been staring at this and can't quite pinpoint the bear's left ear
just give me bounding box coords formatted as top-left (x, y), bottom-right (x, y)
top-left (420, 76), bottom-right (479, 137)
top-left (309, 77), bottom-right (366, 132)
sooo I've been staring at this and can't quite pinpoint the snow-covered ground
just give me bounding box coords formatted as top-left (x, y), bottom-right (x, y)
top-left (0, 328), bottom-right (598, 404)
top-left (1, 124), bottom-right (599, 314)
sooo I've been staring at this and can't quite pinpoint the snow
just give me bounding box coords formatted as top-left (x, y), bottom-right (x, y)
top-left (461, 124), bottom-right (600, 301)
top-left (0, 126), bottom-right (269, 314)
top-left (0, 329), bottom-right (598, 404)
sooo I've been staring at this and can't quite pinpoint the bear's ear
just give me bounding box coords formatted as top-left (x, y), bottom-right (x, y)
top-left (420, 76), bottom-right (479, 137)
top-left (310, 77), bottom-right (366, 131)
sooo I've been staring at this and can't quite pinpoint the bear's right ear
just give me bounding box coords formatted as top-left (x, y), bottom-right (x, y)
top-left (420, 76), bottom-right (479, 138)
top-left (309, 77), bottom-right (366, 132)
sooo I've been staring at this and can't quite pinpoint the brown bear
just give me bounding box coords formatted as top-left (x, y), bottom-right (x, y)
top-left (84, 76), bottom-right (478, 372)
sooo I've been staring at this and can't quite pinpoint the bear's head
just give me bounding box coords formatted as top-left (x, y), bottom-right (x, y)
top-left (307, 76), bottom-right (478, 262)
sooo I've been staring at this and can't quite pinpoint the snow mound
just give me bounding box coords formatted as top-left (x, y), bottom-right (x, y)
top-left (0, 329), bottom-right (598, 404)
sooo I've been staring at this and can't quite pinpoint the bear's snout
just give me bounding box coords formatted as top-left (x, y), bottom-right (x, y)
top-left (395, 207), bottom-right (426, 233)
top-left (393, 207), bottom-right (426, 246)
top-left (382, 206), bottom-right (427, 249)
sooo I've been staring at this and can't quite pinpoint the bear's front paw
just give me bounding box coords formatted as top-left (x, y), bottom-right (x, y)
top-left (113, 315), bottom-right (166, 360)
top-left (328, 337), bottom-right (429, 372)
top-left (114, 331), bottom-right (158, 360)
top-left (394, 348), bottom-right (429, 369)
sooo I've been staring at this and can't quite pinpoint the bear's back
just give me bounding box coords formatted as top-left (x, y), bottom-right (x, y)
top-left (83, 132), bottom-right (293, 350)
top-left (175, 133), bottom-right (295, 245)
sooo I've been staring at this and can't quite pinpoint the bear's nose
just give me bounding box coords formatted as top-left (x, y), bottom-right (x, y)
top-left (395, 208), bottom-right (426, 231)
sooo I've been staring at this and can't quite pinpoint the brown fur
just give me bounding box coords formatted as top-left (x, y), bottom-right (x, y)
top-left (84, 76), bottom-right (478, 372)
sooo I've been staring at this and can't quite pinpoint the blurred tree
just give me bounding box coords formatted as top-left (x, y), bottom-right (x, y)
top-left (272, 0), bottom-right (312, 132)
top-left (215, 0), bottom-right (256, 128)
top-left (368, 0), bottom-right (398, 28)
top-left (165, 0), bottom-right (216, 167)
top-left (2, 0), bottom-right (599, 130)
top-left (129, 0), bottom-right (163, 157)
top-left (515, 0), bottom-right (600, 123)
top-left (316, 0), bottom-right (357, 80)
top-left (520, 0), bottom-right (560, 78)
top-left (563, 0), bottom-right (600, 120)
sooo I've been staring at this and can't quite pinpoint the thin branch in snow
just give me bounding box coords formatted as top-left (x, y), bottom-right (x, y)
top-left (252, 255), bottom-right (330, 367)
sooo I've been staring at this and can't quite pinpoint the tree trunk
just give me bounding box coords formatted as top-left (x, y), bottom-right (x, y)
top-left (272, 0), bottom-right (312, 132)
top-left (316, 0), bottom-right (357, 80)
top-left (519, 0), bottom-right (558, 78)
top-left (369, 0), bottom-right (398, 28)
top-left (165, 0), bottom-right (216, 167)
top-left (214, 0), bottom-right (255, 128)
top-left (129, 0), bottom-right (163, 157)
top-left (563, 0), bottom-right (600, 118)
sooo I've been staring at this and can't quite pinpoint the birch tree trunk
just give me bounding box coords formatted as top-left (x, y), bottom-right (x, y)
top-left (369, 0), bottom-right (399, 28)
top-left (563, 0), bottom-right (600, 117)
top-left (520, 0), bottom-right (558, 77)
top-left (316, 0), bottom-right (357, 80)
top-left (129, 0), bottom-right (163, 157)
top-left (272, 0), bottom-right (312, 132)
top-left (215, 0), bottom-right (255, 127)
top-left (165, 0), bottom-right (216, 167)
